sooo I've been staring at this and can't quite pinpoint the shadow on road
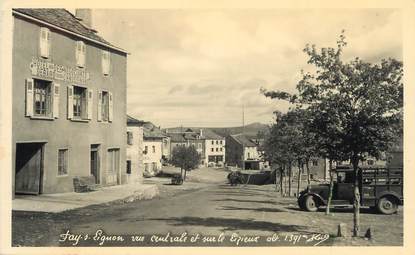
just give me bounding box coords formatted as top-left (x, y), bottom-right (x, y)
top-left (212, 198), bottom-right (277, 205)
top-left (219, 205), bottom-right (287, 213)
top-left (147, 216), bottom-right (311, 233)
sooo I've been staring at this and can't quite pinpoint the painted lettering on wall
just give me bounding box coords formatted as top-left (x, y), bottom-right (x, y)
top-left (30, 57), bottom-right (90, 84)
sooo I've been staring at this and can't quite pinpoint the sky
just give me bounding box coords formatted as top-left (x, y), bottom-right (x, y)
top-left (89, 9), bottom-right (402, 128)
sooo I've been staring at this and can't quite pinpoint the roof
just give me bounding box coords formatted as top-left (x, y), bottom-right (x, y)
top-left (230, 134), bottom-right (257, 147)
top-left (200, 129), bottom-right (223, 140)
top-left (13, 8), bottom-right (126, 54)
top-left (143, 127), bottom-right (165, 139)
top-left (127, 115), bottom-right (146, 126)
top-left (168, 133), bottom-right (187, 143)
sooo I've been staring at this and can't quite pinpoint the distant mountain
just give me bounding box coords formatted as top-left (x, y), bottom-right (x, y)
top-left (209, 122), bottom-right (269, 138)
top-left (164, 122), bottom-right (269, 139)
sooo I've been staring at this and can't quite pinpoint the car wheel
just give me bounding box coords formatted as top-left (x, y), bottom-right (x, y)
top-left (377, 196), bottom-right (398, 215)
top-left (304, 195), bottom-right (318, 212)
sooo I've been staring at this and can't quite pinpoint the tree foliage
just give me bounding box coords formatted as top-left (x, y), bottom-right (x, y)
top-left (171, 145), bottom-right (201, 179)
top-left (262, 31), bottom-right (403, 236)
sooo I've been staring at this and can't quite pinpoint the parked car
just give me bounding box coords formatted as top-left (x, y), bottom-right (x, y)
top-left (297, 165), bottom-right (403, 214)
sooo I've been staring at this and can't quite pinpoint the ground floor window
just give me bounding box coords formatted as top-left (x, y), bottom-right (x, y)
top-left (152, 162), bottom-right (157, 171)
top-left (126, 160), bottom-right (131, 174)
top-left (57, 149), bottom-right (68, 176)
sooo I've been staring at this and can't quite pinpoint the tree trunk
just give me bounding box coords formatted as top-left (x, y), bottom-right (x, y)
top-left (180, 168), bottom-right (183, 178)
top-left (296, 160), bottom-right (302, 197)
top-left (288, 162), bottom-right (292, 197)
top-left (326, 160), bottom-right (334, 215)
top-left (184, 170), bottom-right (187, 181)
top-left (280, 168), bottom-right (284, 195)
top-left (352, 156), bottom-right (361, 237)
top-left (306, 160), bottom-right (310, 186)
top-left (275, 167), bottom-right (279, 192)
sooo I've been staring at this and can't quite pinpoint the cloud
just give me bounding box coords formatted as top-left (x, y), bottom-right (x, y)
top-left (93, 8), bottom-right (402, 128)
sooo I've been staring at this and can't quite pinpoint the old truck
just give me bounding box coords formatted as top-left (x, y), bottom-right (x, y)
top-left (297, 165), bottom-right (403, 214)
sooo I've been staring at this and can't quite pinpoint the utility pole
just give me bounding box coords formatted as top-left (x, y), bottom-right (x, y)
top-left (242, 103), bottom-right (245, 135)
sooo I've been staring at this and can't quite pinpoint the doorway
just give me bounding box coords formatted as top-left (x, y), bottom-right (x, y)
top-left (15, 143), bottom-right (44, 195)
top-left (90, 144), bottom-right (100, 184)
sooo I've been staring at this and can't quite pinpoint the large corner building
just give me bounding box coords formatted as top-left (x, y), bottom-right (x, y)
top-left (12, 9), bottom-right (128, 195)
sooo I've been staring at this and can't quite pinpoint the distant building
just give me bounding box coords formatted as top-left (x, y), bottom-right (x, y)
top-left (126, 115), bottom-right (145, 183)
top-left (161, 136), bottom-right (171, 163)
top-left (226, 134), bottom-right (261, 170)
top-left (142, 122), bottom-right (165, 176)
top-left (167, 131), bottom-right (205, 165)
top-left (200, 129), bottom-right (226, 166)
top-left (12, 9), bottom-right (128, 195)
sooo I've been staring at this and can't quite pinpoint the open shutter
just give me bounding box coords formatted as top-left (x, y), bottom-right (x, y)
top-left (53, 83), bottom-right (60, 118)
top-left (102, 50), bottom-right (110, 75)
top-left (39, 27), bottom-right (50, 58)
top-left (67, 85), bottom-right (73, 119)
top-left (97, 91), bottom-right (102, 121)
top-left (76, 41), bottom-right (85, 67)
top-left (108, 91), bottom-right (113, 122)
top-left (82, 43), bottom-right (86, 67)
top-left (87, 88), bottom-right (93, 120)
top-left (25, 78), bottom-right (34, 117)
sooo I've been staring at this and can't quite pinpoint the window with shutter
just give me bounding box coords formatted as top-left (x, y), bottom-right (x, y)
top-left (32, 79), bottom-right (52, 117)
top-left (72, 86), bottom-right (88, 120)
top-left (25, 79), bottom-right (34, 117)
top-left (39, 27), bottom-right (50, 58)
top-left (67, 86), bottom-right (73, 119)
top-left (102, 50), bottom-right (110, 75)
top-left (53, 83), bottom-right (60, 118)
top-left (87, 89), bottom-right (93, 120)
top-left (76, 41), bottom-right (86, 68)
top-left (108, 92), bottom-right (113, 122)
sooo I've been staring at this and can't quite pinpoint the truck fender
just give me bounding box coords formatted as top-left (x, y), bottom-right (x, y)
top-left (376, 191), bottom-right (402, 205)
top-left (302, 192), bottom-right (327, 206)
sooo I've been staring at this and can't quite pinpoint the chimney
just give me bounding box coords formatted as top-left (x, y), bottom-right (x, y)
top-left (75, 9), bottom-right (93, 29)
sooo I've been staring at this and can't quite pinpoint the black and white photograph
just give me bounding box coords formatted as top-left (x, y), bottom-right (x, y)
top-left (0, 0), bottom-right (413, 253)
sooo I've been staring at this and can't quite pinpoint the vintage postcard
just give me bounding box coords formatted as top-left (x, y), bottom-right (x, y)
top-left (0, 0), bottom-right (414, 254)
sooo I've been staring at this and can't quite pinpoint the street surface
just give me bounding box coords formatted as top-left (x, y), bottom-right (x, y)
top-left (12, 167), bottom-right (403, 246)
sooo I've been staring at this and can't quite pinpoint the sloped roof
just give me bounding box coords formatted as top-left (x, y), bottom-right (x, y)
top-left (13, 8), bottom-right (126, 53)
top-left (168, 133), bottom-right (187, 143)
top-left (143, 127), bottom-right (165, 139)
top-left (127, 115), bottom-right (145, 126)
top-left (230, 134), bottom-right (257, 147)
top-left (201, 129), bottom-right (223, 140)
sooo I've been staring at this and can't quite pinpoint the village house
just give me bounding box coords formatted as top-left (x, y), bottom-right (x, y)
top-left (126, 115), bottom-right (145, 183)
top-left (12, 9), bottom-right (128, 195)
top-left (226, 134), bottom-right (261, 170)
top-left (200, 129), bottom-right (226, 167)
top-left (142, 122), bottom-right (165, 177)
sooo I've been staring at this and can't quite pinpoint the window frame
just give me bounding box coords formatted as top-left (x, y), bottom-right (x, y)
top-left (33, 78), bottom-right (53, 118)
top-left (72, 85), bottom-right (88, 120)
top-left (57, 148), bottom-right (69, 177)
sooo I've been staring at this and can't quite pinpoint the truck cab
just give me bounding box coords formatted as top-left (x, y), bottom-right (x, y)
top-left (297, 165), bottom-right (403, 214)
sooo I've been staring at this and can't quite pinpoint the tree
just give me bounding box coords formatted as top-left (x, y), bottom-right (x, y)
top-left (263, 32), bottom-right (403, 236)
top-left (171, 145), bottom-right (201, 180)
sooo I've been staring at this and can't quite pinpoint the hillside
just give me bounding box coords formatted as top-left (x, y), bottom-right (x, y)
top-left (164, 122), bottom-right (269, 139)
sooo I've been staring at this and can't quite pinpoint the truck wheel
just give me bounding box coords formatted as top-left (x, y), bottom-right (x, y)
top-left (304, 195), bottom-right (318, 212)
top-left (297, 196), bottom-right (306, 210)
top-left (377, 196), bottom-right (398, 215)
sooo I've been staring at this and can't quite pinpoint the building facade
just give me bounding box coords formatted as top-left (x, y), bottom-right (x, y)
top-left (226, 134), bottom-right (261, 170)
top-left (143, 122), bottom-right (165, 176)
top-left (126, 116), bottom-right (145, 183)
top-left (201, 129), bottom-right (226, 167)
top-left (12, 9), bottom-right (127, 195)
